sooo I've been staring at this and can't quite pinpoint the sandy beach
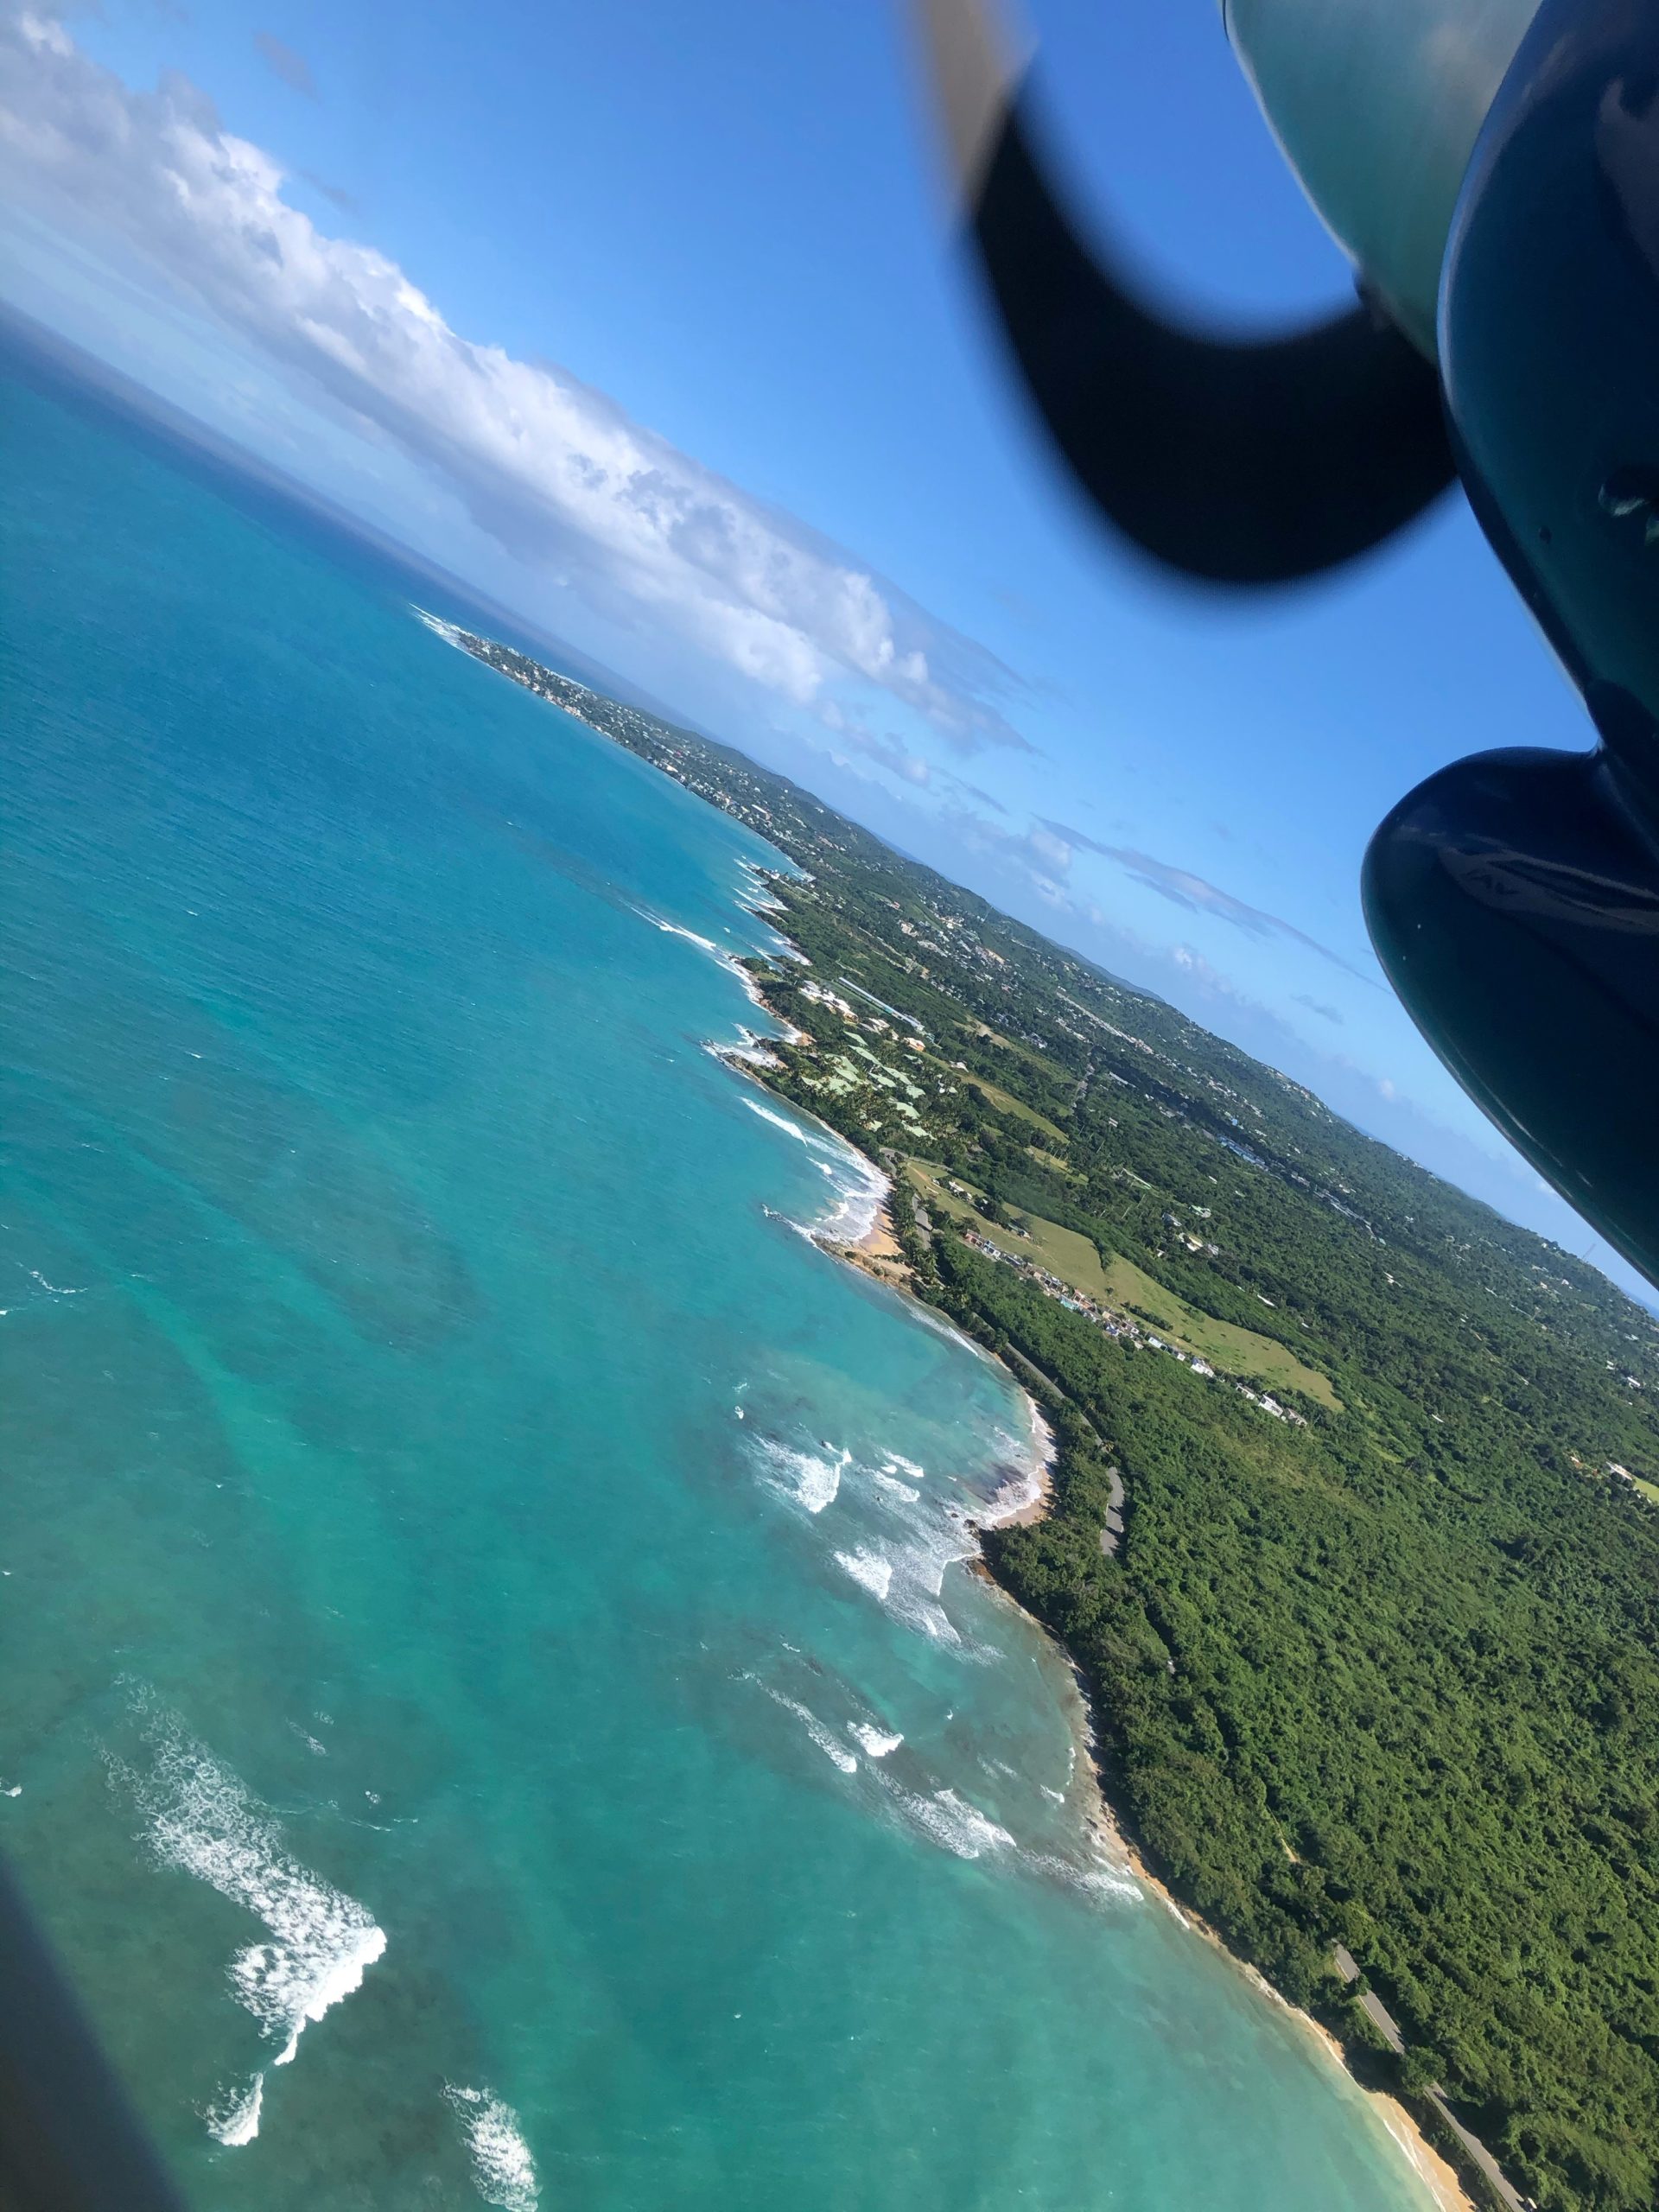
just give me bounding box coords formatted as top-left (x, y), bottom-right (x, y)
top-left (836, 1194), bottom-right (1474, 2212)
top-left (737, 986), bottom-right (1478, 2212)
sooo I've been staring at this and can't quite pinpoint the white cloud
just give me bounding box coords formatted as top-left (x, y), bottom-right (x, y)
top-left (1033, 819), bottom-right (1376, 983)
top-left (0, 8), bottom-right (1025, 748)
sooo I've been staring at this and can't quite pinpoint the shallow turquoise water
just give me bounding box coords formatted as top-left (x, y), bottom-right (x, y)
top-left (0, 357), bottom-right (1440, 2212)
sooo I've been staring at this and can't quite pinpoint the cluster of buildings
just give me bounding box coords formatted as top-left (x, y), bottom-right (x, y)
top-left (959, 1228), bottom-right (1308, 1425)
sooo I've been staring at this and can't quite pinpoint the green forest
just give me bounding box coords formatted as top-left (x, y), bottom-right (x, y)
top-left (462, 629), bottom-right (1659, 2212)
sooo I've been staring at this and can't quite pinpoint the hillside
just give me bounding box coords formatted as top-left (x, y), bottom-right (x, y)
top-left (452, 624), bottom-right (1659, 2212)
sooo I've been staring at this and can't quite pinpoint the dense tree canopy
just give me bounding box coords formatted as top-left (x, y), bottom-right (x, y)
top-left (466, 632), bottom-right (1659, 2212)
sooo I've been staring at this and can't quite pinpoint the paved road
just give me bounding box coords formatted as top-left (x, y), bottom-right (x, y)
top-left (1331, 1945), bottom-right (1527, 2210)
top-left (1099, 1468), bottom-right (1126, 1556)
top-left (1427, 2091), bottom-right (1526, 2212)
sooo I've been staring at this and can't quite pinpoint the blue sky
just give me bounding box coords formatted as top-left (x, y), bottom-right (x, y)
top-left (0, 0), bottom-right (1628, 1284)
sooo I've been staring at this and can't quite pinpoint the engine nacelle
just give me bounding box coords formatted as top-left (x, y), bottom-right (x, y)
top-left (1223, 0), bottom-right (1541, 353)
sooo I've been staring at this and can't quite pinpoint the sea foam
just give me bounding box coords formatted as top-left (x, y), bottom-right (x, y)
top-left (751, 1434), bottom-right (846, 1515)
top-left (445, 2084), bottom-right (540, 2212)
top-left (766, 1688), bottom-right (859, 1775)
top-left (111, 1694), bottom-right (385, 2125)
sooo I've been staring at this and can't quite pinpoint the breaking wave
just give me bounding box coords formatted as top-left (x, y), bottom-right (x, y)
top-left (740, 1096), bottom-right (888, 1245)
top-left (204, 2072), bottom-right (264, 2146)
top-left (764, 1688), bottom-right (859, 1775)
top-left (874, 1772), bottom-right (1016, 1861)
top-left (632, 907), bottom-right (721, 957)
top-left (835, 1512), bottom-right (969, 1646)
top-left (834, 1547), bottom-right (893, 1602)
top-left (848, 1723), bottom-right (903, 1758)
top-left (750, 1435), bottom-right (847, 1515)
top-left (108, 1691), bottom-right (385, 2130)
top-left (446, 2084), bottom-right (539, 2211)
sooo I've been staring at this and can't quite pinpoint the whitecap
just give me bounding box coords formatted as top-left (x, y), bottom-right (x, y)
top-left (765, 1689), bottom-right (859, 1775)
top-left (847, 1724), bottom-right (903, 1759)
top-left (834, 1548), bottom-right (893, 1602)
top-left (445, 2084), bottom-right (539, 2212)
top-left (110, 1696), bottom-right (385, 2090)
top-left (205, 2073), bottom-right (264, 2146)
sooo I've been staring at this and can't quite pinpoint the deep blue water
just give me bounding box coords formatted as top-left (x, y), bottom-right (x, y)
top-left (0, 357), bottom-right (1442, 2212)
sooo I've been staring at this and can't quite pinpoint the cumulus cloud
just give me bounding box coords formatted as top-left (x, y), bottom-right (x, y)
top-left (252, 32), bottom-right (315, 98)
top-left (1034, 818), bottom-right (1374, 983)
top-left (0, 9), bottom-right (1025, 747)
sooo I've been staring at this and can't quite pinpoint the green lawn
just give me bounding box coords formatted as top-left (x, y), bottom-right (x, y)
top-left (904, 1159), bottom-right (1339, 1411)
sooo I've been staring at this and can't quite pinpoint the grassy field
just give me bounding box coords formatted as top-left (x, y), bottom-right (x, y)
top-left (927, 1058), bottom-right (1070, 1144)
top-left (1099, 1250), bottom-right (1341, 1411)
top-left (903, 1159), bottom-right (1339, 1411)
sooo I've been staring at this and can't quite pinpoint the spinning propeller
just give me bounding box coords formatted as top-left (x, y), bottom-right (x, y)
top-left (914, 0), bottom-right (1659, 1289)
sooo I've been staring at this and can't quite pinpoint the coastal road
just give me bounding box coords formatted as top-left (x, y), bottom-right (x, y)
top-left (1099, 1468), bottom-right (1126, 1556)
top-left (1331, 1946), bottom-right (1526, 2211)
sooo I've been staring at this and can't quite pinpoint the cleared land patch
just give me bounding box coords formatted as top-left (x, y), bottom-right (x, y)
top-left (1102, 1252), bottom-right (1341, 1412)
top-left (928, 1058), bottom-right (1069, 1144)
top-left (904, 1160), bottom-right (1339, 1411)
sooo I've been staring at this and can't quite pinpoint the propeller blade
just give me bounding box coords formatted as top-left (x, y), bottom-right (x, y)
top-left (911, 0), bottom-right (1459, 583)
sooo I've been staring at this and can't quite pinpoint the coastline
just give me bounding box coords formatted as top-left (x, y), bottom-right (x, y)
top-left (710, 942), bottom-right (1476, 2212)
top-left (421, 619), bottom-right (1564, 2212)
top-left (1086, 1808), bottom-right (1476, 2212)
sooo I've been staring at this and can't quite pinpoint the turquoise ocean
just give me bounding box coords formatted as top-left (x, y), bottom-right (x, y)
top-left (1, 351), bottom-right (1441, 2212)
